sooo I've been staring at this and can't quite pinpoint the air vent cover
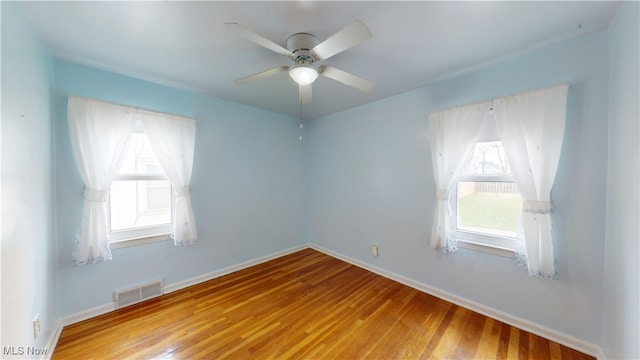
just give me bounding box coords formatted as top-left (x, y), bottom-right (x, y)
top-left (114, 280), bottom-right (163, 309)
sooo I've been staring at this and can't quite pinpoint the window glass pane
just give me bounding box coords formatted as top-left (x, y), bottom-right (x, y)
top-left (118, 133), bottom-right (164, 175)
top-left (461, 141), bottom-right (511, 175)
top-left (457, 181), bottom-right (522, 237)
top-left (110, 180), bottom-right (172, 231)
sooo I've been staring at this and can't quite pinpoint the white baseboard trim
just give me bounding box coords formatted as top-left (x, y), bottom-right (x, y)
top-left (49, 244), bottom-right (308, 357)
top-left (164, 243), bottom-right (308, 294)
top-left (49, 303), bottom-right (116, 360)
top-left (61, 302), bottom-right (115, 326)
top-left (59, 243), bottom-right (308, 327)
top-left (42, 320), bottom-right (64, 360)
top-left (52, 243), bottom-right (603, 359)
top-left (309, 244), bottom-right (603, 359)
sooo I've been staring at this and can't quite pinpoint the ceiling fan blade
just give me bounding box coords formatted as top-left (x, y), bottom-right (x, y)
top-left (311, 20), bottom-right (371, 61)
top-left (234, 66), bottom-right (289, 85)
top-left (299, 84), bottom-right (312, 104)
top-left (319, 65), bottom-right (375, 93)
top-left (225, 22), bottom-right (292, 57)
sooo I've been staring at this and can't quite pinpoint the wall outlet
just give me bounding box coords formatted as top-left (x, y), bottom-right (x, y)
top-left (371, 244), bottom-right (379, 257)
top-left (33, 314), bottom-right (41, 340)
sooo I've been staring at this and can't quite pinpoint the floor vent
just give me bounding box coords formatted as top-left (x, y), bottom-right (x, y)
top-left (114, 280), bottom-right (163, 309)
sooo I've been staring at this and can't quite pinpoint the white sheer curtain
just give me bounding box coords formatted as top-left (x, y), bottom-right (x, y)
top-left (427, 101), bottom-right (490, 251)
top-left (138, 111), bottom-right (198, 245)
top-left (68, 96), bottom-right (198, 264)
top-left (494, 84), bottom-right (569, 278)
top-left (67, 97), bottom-right (135, 264)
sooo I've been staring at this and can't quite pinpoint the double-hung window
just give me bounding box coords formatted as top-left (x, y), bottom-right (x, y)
top-left (108, 130), bottom-right (174, 247)
top-left (68, 96), bottom-right (198, 264)
top-left (451, 118), bottom-right (522, 257)
top-left (428, 84), bottom-right (568, 277)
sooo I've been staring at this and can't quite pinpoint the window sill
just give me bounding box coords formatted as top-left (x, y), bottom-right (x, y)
top-left (110, 233), bottom-right (171, 249)
top-left (457, 239), bottom-right (516, 259)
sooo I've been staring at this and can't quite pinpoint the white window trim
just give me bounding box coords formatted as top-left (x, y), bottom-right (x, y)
top-left (110, 233), bottom-right (172, 249)
top-left (108, 134), bottom-right (175, 248)
top-left (457, 241), bottom-right (516, 259)
top-left (108, 183), bottom-right (175, 248)
top-left (451, 173), bottom-right (519, 258)
top-left (108, 182), bottom-right (175, 247)
top-left (111, 174), bottom-right (168, 181)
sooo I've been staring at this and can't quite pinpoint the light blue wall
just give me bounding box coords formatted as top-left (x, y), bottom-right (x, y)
top-left (307, 31), bottom-right (610, 343)
top-left (53, 61), bottom-right (307, 316)
top-left (603, 1), bottom-right (640, 358)
top-left (5, 2), bottom-right (636, 354)
top-left (1, 1), bottom-right (57, 353)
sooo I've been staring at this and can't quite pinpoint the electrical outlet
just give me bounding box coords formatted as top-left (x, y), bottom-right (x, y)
top-left (371, 244), bottom-right (379, 257)
top-left (33, 314), bottom-right (41, 340)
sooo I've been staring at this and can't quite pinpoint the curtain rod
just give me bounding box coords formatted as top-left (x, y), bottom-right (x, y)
top-left (68, 95), bottom-right (195, 121)
top-left (429, 82), bottom-right (570, 114)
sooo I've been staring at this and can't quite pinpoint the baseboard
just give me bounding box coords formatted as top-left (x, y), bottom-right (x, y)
top-left (164, 243), bottom-right (308, 294)
top-left (59, 243), bottom-right (308, 327)
top-left (596, 348), bottom-right (607, 360)
top-left (48, 244), bottom-right (308, 357)
top-left (52, 243), bottom-right (603, 359)
top-left (61, 302), bottom-right (115, 326)
top-left (43, 320), bottom-right (64, 360)
top-left (45, 303), bottom-right (116, 359)
top-left (309, 244), bottom-right (603, 359)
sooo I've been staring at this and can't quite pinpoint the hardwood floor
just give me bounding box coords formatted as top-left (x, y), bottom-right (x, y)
top-left (53, 248), bottom-right (594, 359)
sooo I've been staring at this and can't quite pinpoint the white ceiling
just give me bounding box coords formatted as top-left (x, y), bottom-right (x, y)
top-left (21, 1), bottom-right (621, 120)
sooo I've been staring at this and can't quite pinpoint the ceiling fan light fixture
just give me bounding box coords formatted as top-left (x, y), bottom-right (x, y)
top-left (289, 63), bottom-right (318, 86)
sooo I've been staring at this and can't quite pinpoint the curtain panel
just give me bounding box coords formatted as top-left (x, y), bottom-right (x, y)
top-left (67, 97), bottom-right (198, 264)
top-left (427, 101), bottom-right (490, 251)
top-left (137, 111), bottom-right (198, 246)
top-left (494, 84), bottom-right (569, 279)
top-left (67, 97), bottom-right (137, 264)
top-left (427, 84), bottom-right (568, 279)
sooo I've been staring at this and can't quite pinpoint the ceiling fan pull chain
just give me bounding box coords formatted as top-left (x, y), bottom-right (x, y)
top-left (299, 86), bottom-right (304, 140)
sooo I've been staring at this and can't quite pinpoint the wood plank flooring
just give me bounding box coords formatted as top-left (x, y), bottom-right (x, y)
top-left (53, 248), bottom-right (594, 359)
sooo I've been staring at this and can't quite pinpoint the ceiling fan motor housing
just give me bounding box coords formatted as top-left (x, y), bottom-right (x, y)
top-left (225, 20), bottom-right (374, 94)
top-left (287, 33), bottom-right (321, 64)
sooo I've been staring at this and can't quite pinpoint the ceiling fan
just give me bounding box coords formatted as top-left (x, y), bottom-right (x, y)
top-left (224, 20), bottom-right (375, 104)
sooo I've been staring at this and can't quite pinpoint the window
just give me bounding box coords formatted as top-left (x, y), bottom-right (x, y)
top-left (109, 132), bottom-right (173, 246)
top-left (68, 96), bottom-right (198, 264)
top-left (451, 120), bottom-right (522, 257)
top-left (427, 84), bottom-right (567, 276)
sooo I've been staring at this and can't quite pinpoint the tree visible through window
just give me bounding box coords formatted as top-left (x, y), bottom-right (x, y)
top-left (453, 141), bottom-right (522, 249)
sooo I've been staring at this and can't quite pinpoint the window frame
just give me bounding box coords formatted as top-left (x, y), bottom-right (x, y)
top-left (450, 143), bottom-right (521, 258)
top-left (107, 132), bottom-right (174, 249)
